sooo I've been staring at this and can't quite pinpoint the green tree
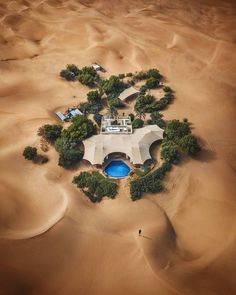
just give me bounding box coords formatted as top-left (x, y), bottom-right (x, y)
top-left (87, 90), bottom-right (101, 104)
top-left (147, 68), bottom-right (162, 80)
top-left (161, 139), bottom-right (180, 164)
top-left (179, 134), bottom-right (201, 155)
top-left (23, 146), bottom-right (37, 161)
top-left (165, 120), bottom-right (191, 142)
top-left (60, 69), bottom-right (76, 81)
top-left (145, 77), bottom-right (159, 89)
top-left (77, 66), bottom-right (99, 87)
top-left (132, 118), bottom-right (144, 129)
top-left (147, 111), bottom-right (166, 128)
top-left (41, 124), bottom-right (62, 142)
top-left (100, 75), bottom-right (125, 96)
top-left (58, 149), bottom-right (83, 168)
top-left (61, 116), bottom-right (96, 144)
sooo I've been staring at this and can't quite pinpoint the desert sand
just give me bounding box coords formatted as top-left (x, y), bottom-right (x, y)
top-left (0, 0), bottom-right (236, 294)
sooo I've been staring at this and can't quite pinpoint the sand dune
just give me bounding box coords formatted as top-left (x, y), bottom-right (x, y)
top-left (0, 0), bottom-right (236, 294)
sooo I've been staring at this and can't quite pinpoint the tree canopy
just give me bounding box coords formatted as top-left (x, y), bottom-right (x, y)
top-left (23, 146), bottom-right (37, 161)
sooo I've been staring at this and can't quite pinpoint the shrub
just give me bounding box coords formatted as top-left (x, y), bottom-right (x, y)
top-left (118, 73), bottom-right (125, 79)
top-left (60, 69), bottom-right (76, 81)
top-left (161, 139), bottom-right (181, 164)
top-left (77, 66), bottom-right (99, 87)
top-left (163, 86), bottom-right (172, 93)
top-left (58, 148), bottom-right (83, 168)
top-left (130, 162), bottom-right (170, 200)
top-left (179, 134), bottom-right (201, 155)
top-left (67, 64), bottom-right (80, 76)
top-left (108, 97), bottom-right (125, 109)
top-left (55, 137), bottom-right (75, 154)
top-left (145, 77), bottom-right (159, 89)
top-left (79, 102), bottom-right (102, 115)
top-left (100, 75), bottom-right (125, 96)
top-left (165, 120), bottom-right (191, 142)
top-left (135, 71), bottom-right (148, 81)
top-left (93, 113), bottom-right (103, 126)
top-left (134, 94), bottom-right (155, 113)
top-left (147, 69), bottom-right (162, 80)
top-left (132, 118), bottom-right (144, 129)
top-left (139, 85), bottom-right (148, 95)
top-left (126, 72), bottom-right (133, 77)
top-left (73, 171), bottom-right (90, 188)
top-left (87, 90), bottom-right (101, 104)
top-left (147, 111), bottom-right (166, 128)
top-left (73, 171), bottom-right (118, 201)
top-left (23, 146), bottom-right (37, 161)
top-left (61, 115), bottom-right (96, 144)
top-left (40, 124), bottom-right (62, 142)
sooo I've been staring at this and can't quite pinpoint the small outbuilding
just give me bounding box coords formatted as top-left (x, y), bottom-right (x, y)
top-left (56, 112), bottom-right (67, 122)
top-left (119, 87), bottom-right (140, 102)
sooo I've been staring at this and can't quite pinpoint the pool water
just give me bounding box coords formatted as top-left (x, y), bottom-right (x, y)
top-left (104, 160), bottom-right (131, 178)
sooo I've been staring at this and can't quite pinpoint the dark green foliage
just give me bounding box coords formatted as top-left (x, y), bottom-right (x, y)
top-left (179, 134), bottom-right (201, 155)
top-left (129, 113), bottom-right (135, 122)
top-left (163, 86), bottom-right (172, 93)
top-left (147, 69), bottom-right (162, 80)
top-left (100, 75), bottom-right (126, 96)
top-left (73, 171), bottom-right (90, 188)
top-left (108, 97), bottom-right (125, 109)
top-left (67, 64), bottom-right (80, 76)
top-left (77, 66), bottom-right (99, 87)
top-left (145, 77), bottom-right (159, 89)
top-left (80, 102), bottom-right (102, 114)
top-left (147, 111), bottom-right (166, 128)
top-left (41, 124), bottom-right (62, 142)
top-left (165, 120), bottom-right (191, 142)
top-left (126, 72), bottom-right (133, 77)
top-left (161, 139), bottom-right (181, 164)
top-left (135, 71), bottom-right (148, 81)
top-left (93, 113), bottom-right (103, 126)
top-left (23, 146), bottom-right (37, 160)
top-left (73, 171), bottom-right (118, 202)
top-left (60, 69), bottom-right (76, 81)
top-left (61, 115), bottom-right (96, 144)
top-left (132, 118), bottom-right (144, 129)
top-left (55, 137), bottom-right (75, 154)
top-left (130, 162), bottom-right (172, 200)
top-left (134, 94), bottom-right (155, 113)
top-left (87, 90), bottom-right (101, 104)
top-left (58, 148), bottom-right (83, 168)
top-left (139, 85), bottom-right (148, 95)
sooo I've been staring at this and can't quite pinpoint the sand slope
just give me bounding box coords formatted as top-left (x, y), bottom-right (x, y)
top-left (0, 0), bottom-right (236, 294)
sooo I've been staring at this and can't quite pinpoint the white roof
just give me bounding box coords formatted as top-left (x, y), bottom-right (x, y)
top-left (70, 109), bottom-right (83, 117)
top-left (83, 125), bottom-right (164, 165)
top-left (56, 112), bottom-right (66, 121)
top-left (119, 87), bottom-right (140, 101)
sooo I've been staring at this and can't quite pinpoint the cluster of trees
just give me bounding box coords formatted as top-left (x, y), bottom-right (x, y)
top-left (147, 111), bottom-right (166, 128)
top-left (80, 90), bottom-right (103, 114)
top-left (38, 124), bottom-right (62, 142)
top-left (135, 69), bottom-right (162, 81)
top-left (99, 75), bottom-right (126, 111)
top-left (130, 162), bottom-right (172, 200)
top-left (55, 116), bottom-right (96, 168)
top-left (73, 171), bottom-right (118, 202)
top-left (60, 64), bottom-right (99, 87)
top-left (161, 119), bottom-right (201, 163)
top-left (135, 91), bottom-right (173, 114)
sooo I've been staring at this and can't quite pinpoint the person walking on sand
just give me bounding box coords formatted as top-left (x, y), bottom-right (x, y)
top-left (139, 229), bottom-right (142, 236)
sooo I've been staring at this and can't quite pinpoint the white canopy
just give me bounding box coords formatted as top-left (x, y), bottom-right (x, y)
top-left (83, 125), bottom-right (164, 165)
top-left (119, 87), bottom-right (140, 101)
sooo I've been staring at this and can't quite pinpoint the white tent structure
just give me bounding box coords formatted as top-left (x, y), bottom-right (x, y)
top-left (119, 87), bottom-right (140, 101)
top-left (83, 125), bottom-right (164, 165)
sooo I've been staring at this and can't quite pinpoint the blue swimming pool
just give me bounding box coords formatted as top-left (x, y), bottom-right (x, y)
top-left (104, 160), bottom-right (131, 178)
